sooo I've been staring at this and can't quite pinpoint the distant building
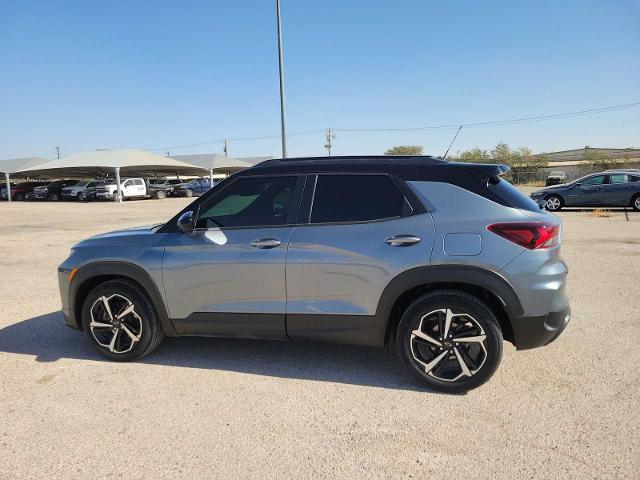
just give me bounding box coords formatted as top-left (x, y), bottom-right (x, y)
top-left (542, 146), bottom-right (640, 166)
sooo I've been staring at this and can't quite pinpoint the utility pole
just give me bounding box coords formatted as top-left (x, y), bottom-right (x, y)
top-left (55, 146), bottom-right (61, 159)
top-left (276, 0), bottom-right (288, 158)
top-left (223, 139), bottom-right (229, 157)
top-left (324, 128), bottom-right (335, 156)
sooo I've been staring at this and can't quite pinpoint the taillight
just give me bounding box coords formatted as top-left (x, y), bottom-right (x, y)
top-left (487, 222), bottom-right (559, 250)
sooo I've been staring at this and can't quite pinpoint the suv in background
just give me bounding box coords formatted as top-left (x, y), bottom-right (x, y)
top-left (61, 180), bottom-right (105, 201)
top-left (31, 180), bottom-right (80, 201)
top-left (531, 171), bottom-right (640, 211)
top-left (58, 156), bottom-right (570, 393)
top-left (173, 178), bottom-right (216, 197)
top-left (545, 171), bottom-right (567, 186)
top-left (1, 181), bottom-right (49, 201)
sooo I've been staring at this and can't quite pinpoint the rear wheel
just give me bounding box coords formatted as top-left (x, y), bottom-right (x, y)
top-left (632, 194), bottom-right (640, 212)
top-left (81, 280), bottom-right (164, 361)
top-left (545, 194), bottom-right (563, 212)
top-left (185, 189), bottom-right (194, 198)
top-left (49, 192), bottom-right (60, 201)
top-left (14, 193), bottom-right (24, 201)
top-left (395, 290), bottom-right (503, 393)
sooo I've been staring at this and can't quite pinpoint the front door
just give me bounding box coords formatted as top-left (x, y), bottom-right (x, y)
top-left (162, 175), bottom-right (303, 339)
top-left (567, 174), bottom-right (608, 206)
top-left (285, 174), bottom-right (435, 346)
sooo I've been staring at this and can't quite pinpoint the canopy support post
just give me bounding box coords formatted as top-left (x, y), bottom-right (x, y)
top-left (209, 168), bottom-right (214, 188)
top-left (4, 173), bottom-right (11, 203)
top-left (115, 167), bottom-right (123, 203)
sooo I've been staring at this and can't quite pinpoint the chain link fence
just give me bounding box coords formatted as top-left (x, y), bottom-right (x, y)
top-left (504, 162), bottom-right (640, 186)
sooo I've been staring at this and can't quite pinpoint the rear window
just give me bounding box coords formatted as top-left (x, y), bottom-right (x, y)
top-left (487, 176), bottom-right (541, 212)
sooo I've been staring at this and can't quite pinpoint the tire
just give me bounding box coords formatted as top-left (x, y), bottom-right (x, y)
top-left (49, 193), bottom-right (60, 201)
top-left (544, 194), bottom-right (563, 212)
top-left (395, 290), bottom-right (503, 393)
top-left (154, 190), bottom-right (166, 200)
top-left (14, 193), bottom-right (24, 201)
top-left (81, 279), bottom-right (164, 361)
top-left (632, 194), bottom-right (640, 212)
top-left (185, 189), bottom-right (194, 198)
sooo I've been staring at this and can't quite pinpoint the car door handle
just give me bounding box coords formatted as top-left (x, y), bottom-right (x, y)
top-left (250, 238), bottom-right (282, 249)
top-left (385, 235), bottom-right (421, 246)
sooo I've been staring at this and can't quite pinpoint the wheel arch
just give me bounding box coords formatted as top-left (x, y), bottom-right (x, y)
top-left (379, 266), bottom-right (521, 347)
top-left (70, 261), bottom-right (177, 336)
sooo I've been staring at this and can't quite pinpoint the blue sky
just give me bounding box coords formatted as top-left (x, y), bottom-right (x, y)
top-left (1, 0), bottom-right (639, 159)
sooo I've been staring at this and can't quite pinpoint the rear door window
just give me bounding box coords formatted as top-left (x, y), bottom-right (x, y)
top-left (310, 174), bottom-right (405, 224)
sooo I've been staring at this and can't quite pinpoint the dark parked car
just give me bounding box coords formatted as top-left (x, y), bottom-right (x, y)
top-left (545, 171), bottom-right (567, 186)
top-left (144, 178), bottom-right (174, 199)
top-left (0, 181), bottom-right (49, 201)
top-left (31, 180), bottom-right (80, 201)
top-left (173, 178), bottom-right (217, 197)
top-left (531, 172), bottom-right (640, 211)
top-left (148, 179), bottom-right (186, 196)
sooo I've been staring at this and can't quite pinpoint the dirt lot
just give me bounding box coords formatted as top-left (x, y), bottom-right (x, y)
top-left (0, 197), bottom-right (638, 479)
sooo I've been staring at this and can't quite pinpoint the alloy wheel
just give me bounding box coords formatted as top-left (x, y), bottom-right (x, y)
top-left (409, 308), bottom-right (488, 382)
top-left (89, 294), bottom-right (143, 354)
top-left (546, 196), bottom-right (561, 211)
top-left (635, 196), bottom-right (640, 210)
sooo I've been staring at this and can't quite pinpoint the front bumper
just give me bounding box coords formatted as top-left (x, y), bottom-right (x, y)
top-left (510, 306), bottom-right (571, 350)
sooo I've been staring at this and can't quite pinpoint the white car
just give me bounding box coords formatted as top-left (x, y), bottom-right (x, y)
top-left (61, 180), bottom-right (104, 201)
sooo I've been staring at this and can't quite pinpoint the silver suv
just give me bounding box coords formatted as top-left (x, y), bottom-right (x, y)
top-left (58, 156), bottom-right (570, 392)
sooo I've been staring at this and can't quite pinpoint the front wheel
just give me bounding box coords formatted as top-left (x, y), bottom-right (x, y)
top-left (185, 189), bottom-right (194, 198)
top-left (395, 290), bottom-right (503, 393)
top-left (545, 194), bottom-right (563, 212)
top-left (49, 193), bottom-right (60, 201)
top-left (154, 190), bottom-right (166, 200)
top-left (81, 280), bottom-right (164, 361)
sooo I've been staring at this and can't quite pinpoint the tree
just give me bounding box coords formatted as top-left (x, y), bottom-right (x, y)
top-left (490, 142), bottom-right (512, 165)
top-left (384, 145), bottom-right (423, 155)
top-left (458, 148), bottom-right (490, 163)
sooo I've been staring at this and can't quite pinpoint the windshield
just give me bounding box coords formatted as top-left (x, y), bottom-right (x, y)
top-left (549, 171), bottom-right (564, 176)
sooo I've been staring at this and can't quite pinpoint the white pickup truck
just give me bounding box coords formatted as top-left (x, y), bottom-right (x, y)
top-left (94, 178), bottom-right (171, 201)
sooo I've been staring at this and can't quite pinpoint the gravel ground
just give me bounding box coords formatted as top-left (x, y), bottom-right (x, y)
top-left (0, 196), bottom-right (638, 479)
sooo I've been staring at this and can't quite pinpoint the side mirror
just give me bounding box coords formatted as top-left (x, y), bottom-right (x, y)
top-left (574, 182), bottom-right (582, 187)
top-left (177, 210), bottom-right (196, 233)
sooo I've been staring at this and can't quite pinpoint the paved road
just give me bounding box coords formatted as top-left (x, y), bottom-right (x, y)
top-left (0, 199), bottom-right (638, 479)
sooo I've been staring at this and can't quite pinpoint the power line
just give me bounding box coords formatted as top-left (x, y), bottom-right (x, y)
top-left (143, 101), bottom-right (639, 153)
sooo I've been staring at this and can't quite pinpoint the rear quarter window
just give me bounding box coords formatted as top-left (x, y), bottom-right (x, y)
top-left (487, 176), bottom-right (541, 212)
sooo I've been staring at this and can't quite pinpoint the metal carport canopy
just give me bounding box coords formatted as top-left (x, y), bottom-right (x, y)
top-left (172, 154), bottom-right (272, 184)
top-left (14, 149), bottom-right (208, 203)
top-left (0, 157), bottom-right (53, 203)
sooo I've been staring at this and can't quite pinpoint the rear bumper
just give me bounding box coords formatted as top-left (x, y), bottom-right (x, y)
top-left (510, 306), bottom-right (571, 350)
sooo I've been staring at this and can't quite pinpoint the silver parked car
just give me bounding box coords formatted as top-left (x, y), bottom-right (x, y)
top-left (58, 156), bottom-right (570, 392)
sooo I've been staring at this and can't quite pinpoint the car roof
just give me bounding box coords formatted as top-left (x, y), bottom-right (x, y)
top-left (240, 155), bottom-right (509, 180)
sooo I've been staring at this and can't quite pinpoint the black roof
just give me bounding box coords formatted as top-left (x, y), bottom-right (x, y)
top-left (242, 155), bottom-right (509, 180)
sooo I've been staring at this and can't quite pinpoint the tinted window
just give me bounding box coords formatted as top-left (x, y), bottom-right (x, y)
top-left (583, 175), bottom-right (606, 186)
top-left (310, 175), bottom-right (405, 224)
top-left (487, 176), bottom-right (540, 212)
top-left (609, 174), bottom-right (628, 184)
top-left (197, 176), bottom-right (297, 228)
top-left (629, 175), bottom-right (640, 183)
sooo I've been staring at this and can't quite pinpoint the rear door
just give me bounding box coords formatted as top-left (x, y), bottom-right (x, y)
top-left (601, 174), bottom-right (639, 206)
top-left (285, 173), bottom-right (434, 346)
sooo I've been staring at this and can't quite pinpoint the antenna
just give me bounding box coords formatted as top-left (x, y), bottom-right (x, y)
top-left (442, 125), bottom-right (463, 159)
top-left (223, 139), bottom-right (229, 156)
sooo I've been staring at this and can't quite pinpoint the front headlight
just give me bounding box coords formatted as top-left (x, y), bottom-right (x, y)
top-left (530, 191), bottom-right (544, 198)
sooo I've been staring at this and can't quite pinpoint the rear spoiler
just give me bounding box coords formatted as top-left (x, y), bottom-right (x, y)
top-left (456, 163), bottom-right (510, 180)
